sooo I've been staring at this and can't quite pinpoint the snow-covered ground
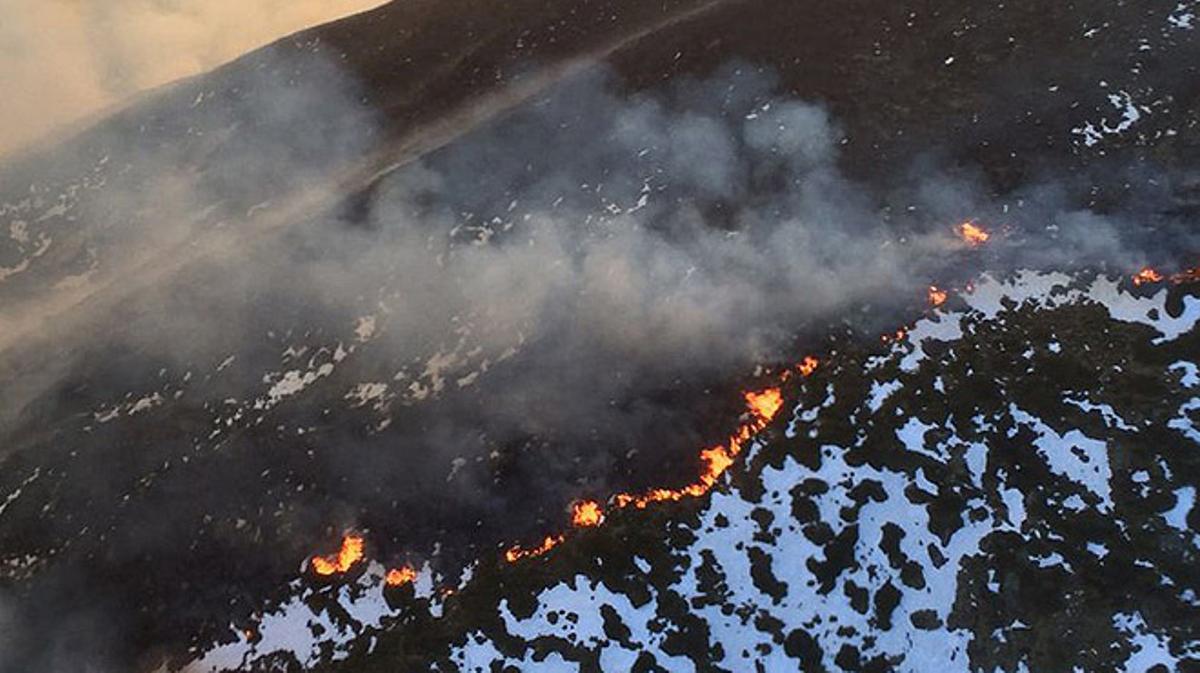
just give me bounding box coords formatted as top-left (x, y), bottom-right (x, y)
top-left (179, 271), bottom-right (1200, 672)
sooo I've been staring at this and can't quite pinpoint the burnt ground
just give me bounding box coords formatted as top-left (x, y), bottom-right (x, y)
top-left (0, 0), bottom-right (1198, 670)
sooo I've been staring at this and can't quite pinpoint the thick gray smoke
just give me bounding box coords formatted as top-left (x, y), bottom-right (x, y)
top-left (135, 60), bottom-right (1156, 404)
top-left (1, 53), bottom-right (1169, 425)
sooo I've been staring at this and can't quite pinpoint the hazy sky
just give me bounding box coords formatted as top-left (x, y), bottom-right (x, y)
top-left (0, 0), bottom-right (386, 157)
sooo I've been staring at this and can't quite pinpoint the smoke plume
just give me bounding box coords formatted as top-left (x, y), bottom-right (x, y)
top-left (0, 0), bottom-right (384, 157)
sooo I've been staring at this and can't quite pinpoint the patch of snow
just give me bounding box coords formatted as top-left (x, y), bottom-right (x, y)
top-left (1071, 90), bottom-right (1148, 148)
top-left (1170, 361), bottom-right (1199, 388)
top-left (1112, 612), bottom-right (1181, 672)
top-left (185, 563), bottom-right (408, 672)
top-left (1168, 397), bottom-right (1200, 444)
top-left (896, 416), bottom-right (947, 461)
top-left (1168, 2), bottom-right (1197, 30)
top-left (868, 379), bottom-right (903, 412)
top-left (1064, 397), bottom-right (1137, 432)
top-left (898, 314), bottom-right (964, 372)
top-left (1163, 487), bottom-right (1195, 532)
top-left (1009, 405), bottom-right (1113, 511)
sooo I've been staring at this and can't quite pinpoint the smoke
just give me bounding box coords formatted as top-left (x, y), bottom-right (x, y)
top-left (0, 0), bottom-right (385, 157)
top-left (1, 52), bottom-right (1176, 519)
top-left (5, 54), bottom-right (1174, 530)
top-left (0, 48), bottom-right (1191, 672)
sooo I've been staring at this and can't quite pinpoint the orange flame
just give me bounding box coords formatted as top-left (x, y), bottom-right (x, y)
top-left (311, 534), bottom-right (365, 576)
top-left (611, 383), bottom-right (788, 510)
top-left (928, 285), bottom-right (948, 307)
top-left (956, 221), bottom-right (990, 247)
top-left (571, 500), bottom-right (604, 527)
top-left (1133, 267), bottom-right (1164, 286)
top-left (745, 387), bottom-right (784, 424)
top-left (385, 566), bottom-right (418, 587)
top-left (503, 534), bottom-right (565, 563)
top-left (797, 356), bottom-right (819, 377)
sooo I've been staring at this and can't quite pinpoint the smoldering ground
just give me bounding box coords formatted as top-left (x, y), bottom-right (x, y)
top-left (0, 51), bottom-right (1193, 671)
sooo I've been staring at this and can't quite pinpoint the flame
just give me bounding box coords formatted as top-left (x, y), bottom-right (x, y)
top-left (745, 387), bottom-right (784, 424)
top-left (1133, 267), bottom-right (1164, 286)
top-left (504, 534), bottom-right (565, 562)
top-left (928, 285), bottom-right (948, 307)
top-left (797, 356), bottom-right (819, 377)
top-left (611, 382), bottom-right (789, 510)
top-left (1172, 267), bottom-right (1200, 284)
top-left (956, 221), bottom-right (990, 247)
top-left (571, 500), bottom-right (603, 527)
top-left (385, 566), bottom-right (418, 586)
top-left (1130, 265), bottom-right (1200, 286)
top-left (310, 534), bottom-right (365, 576)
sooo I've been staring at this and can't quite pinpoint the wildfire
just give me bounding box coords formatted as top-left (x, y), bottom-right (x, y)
top-left (300, 241), bottom-right (1200, 592)
top-left (571, 500), bottom-right (604, 527)
top-left (498, 360), bottom-right (812, 560)
top-left (310, 358), bottom-right (816, 571)
top-left (956, 221), bottom-right (990, 247)
top-left (611, 383), bottom-right (788, 510)
top-left (310, 534), bottom-right (365, 576)
top-left (385, 566), bottom-right (418, 587)
top-left (928, 285), bottom-right (948, 307)
top-left (1132, 267), bottom-right (1164, 286)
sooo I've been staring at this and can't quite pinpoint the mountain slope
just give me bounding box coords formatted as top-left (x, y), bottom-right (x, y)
top-left (185, 272), bottom-right (1200, 672)
top-left (0, 1), bottom-right (1197, 672)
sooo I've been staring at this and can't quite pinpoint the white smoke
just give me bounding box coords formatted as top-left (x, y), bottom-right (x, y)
top-left (0, 0), bottom-right (385, 156)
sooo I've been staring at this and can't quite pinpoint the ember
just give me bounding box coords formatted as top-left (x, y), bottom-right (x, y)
top-left (928, 285), bottom-right (948, 307)
top-left (1172, 267), bottom-right (1200, 284)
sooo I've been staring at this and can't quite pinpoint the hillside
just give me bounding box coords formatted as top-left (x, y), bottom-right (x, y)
top-left (186, 272), bottom-right (1200, 672)
top-left (0, 1), bottom-right (1197, 671)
